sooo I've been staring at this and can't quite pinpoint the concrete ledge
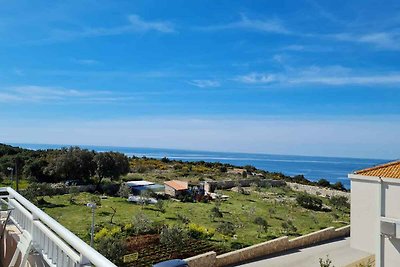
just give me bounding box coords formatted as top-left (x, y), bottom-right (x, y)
top-left (185, 251), bottom-right (216, 267)
top-left (215, 237), bottom-right (289, 267)
top-left (196, 225), bottom-right (351, 267)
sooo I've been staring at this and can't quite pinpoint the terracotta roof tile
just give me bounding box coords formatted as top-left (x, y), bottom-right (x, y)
top-left (355, 160), bottom-right (400, 179)
top-left (164, 180), bottom-right (188, 191)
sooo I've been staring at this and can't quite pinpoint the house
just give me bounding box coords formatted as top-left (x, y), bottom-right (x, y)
top-left (164, 180), bottom-right (188, 197)
top-left (349, 160), bottom-right (400, 267)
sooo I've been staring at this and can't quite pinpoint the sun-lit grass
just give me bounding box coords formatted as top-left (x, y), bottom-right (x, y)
top-left (42, 186), bottom-right (349, 248)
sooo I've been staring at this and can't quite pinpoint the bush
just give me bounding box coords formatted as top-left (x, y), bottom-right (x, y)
top-left (176, 213), bottom-right (190, 224)
top-left (281, 219), bottom-right (297, 234)
top-left (160, 225), bottom-right (187, 250)
top-left (296, 193), bottom-right (323, 211)
top-left (118, 184), bottom-right (131, 198)
top-left (155, 200), bottom-right (166, 213)
top-left (216, 222), bottom-right (236, 237)
top-left (188, 223), bottom-right (215, 240)
top-left (254, 217), bottom-right (268, 236)
top-left (329, 196), bottom-right (350, 210)
top-left (317, 179), bottom-right (331, 188)
top-left (332, 182), bottom-right (346, 191)
top-left (132, 212), bottom-right (153, 235)
top-left (210, 206), bottom-right (223, 221)
top-left (96, 236), bottom-right (127, 266)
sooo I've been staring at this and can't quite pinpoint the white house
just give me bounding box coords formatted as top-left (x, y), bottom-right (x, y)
top-left (349, 160), bottom-right (400, 267)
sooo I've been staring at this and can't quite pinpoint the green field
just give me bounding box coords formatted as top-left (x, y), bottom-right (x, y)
top-left (42, 185), bottom-right (349, 249)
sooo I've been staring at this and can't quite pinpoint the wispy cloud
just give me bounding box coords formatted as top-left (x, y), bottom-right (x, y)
top-left (235, 73), bottom-right (278, 84)
top-left (35, 14), bottom-right (176, 43)
top-left (128, 15), bottom-right (175, 33)
top-left (235, 65), bottom-right (400, 86)
top-left (332, 32), bottom-right (400, 50)
top-left (72, 58), bottom-right (100, 66)
top-left (0, 85), bottom-right (136, 103)
top-left (196, 14), bottom-right (290, 34)
top-left (188, 79), bottom-right (221, 88)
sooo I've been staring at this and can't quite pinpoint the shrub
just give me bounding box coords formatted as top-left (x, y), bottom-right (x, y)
top-left (176, 213), bottom-right (190, 224)
top-left (155, 200), bottom-right (166, 214)
top-left (210, 206), bottom-right (223, 221)
top-left (281, 219), bottom-right (297, 235)
top-left (217, 222), bottom-right (236, 237)
top-left (188, 223), bottom-right (215, 240)
top-left (330, 196), bottom-right (350, 210)
top-left (332, 181), bottom-right (346, 191)
top-left (118, 184), bottom-right (131, 198)
top-left (132, 212), bottom-right (153, 235)
top-left (317, 179), bottom-right (331, 188)
top-left (254, 217), bottom-right (268, 236)
top-left (68, 187), bottom-right (79, 204)
top-left (319, 255), bottom-right (334, 267)
top-left (296, 193), bottom-right (323, 211)
top-left (160, 225), bottom-right (187, 250)
top-left (96, 236), bottom-right (127, 266)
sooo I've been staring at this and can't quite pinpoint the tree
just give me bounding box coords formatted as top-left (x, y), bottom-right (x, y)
top-left (210, 206), bottom-right (223, 222)
top-left (23, 183), bottom-right (55, 204)
top-left (332, 181), bottom-right (346, 191)
top-left (109, 207), bottom-right (117, 224)
top-left (317, 179), bottom-right (331, 188)
top-left (44, 147), bottom-right (95, 182)
top-left (93, 152), bottom-right (129, 188)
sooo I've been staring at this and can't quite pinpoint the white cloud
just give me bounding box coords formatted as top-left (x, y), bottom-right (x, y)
top-left (0, 85), bottom-right (132, 103)
top-left (197, 14), bottom-right (290, 34)
top-left (36, 14), bottom-right (176, 43)
top-left (235, 73), bottom-right (278, 84)
top-left (188, 79), bottom-right (220, 88)
top-left (332, 32), bottom-right (400, 50)
top-left (235, 65), bottom-right (400, 86)
top-left (128, 15), bottom-right (175, 33)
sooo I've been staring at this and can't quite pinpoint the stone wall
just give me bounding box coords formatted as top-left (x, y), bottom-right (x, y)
top-left (185, 251), bottom-right (216, 267)
top-left (184, 225), bottom-right (350, 267)
top-left (205, 179), bottom-right (286, 193)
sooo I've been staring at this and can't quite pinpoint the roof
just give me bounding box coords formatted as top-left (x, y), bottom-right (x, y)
top-left (354, 160), bottom-right (400, 179)
top-left (125, 181), bottom-right (155, 187)
top-left (164, 180), bottom-right (188, 191)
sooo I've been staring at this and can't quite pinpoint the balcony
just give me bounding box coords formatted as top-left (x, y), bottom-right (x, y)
top-left (0, 187), bottom-right (117, 267)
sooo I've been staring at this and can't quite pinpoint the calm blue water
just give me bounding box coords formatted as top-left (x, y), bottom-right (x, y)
top-left (11, 143), bottom-right (390, 189)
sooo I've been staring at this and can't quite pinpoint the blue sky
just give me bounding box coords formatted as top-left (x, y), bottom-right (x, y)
top-left (1, 0), bottom-right (400, 159)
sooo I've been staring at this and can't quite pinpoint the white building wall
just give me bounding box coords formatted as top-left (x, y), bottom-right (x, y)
top-left (350, 176), bottom-right (380, 254)
top-left (381, 179), bottom-right (400, 267)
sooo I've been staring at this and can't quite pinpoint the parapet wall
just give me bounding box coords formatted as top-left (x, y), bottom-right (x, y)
top-left (185, 225), bottom-right (350, 267)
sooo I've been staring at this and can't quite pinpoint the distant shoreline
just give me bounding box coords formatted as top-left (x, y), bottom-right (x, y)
top-left (8, 143), bottom-right (388, 189)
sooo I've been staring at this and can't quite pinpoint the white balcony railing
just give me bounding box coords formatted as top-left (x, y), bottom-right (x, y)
top-left (0, 187), bottom-right (117, 267)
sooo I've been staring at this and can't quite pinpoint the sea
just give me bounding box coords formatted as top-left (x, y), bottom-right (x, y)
top-left (11, 143), bottom-right (390, 189)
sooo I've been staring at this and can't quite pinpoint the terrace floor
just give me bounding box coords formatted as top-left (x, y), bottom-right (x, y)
top-left (235, 237), bottom-right (371, 267)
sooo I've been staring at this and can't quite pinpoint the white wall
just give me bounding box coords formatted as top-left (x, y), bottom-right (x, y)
top-left (350, 176), bottom-right (380, 254)
top-left (381, 179), bottom-right (400, 266)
